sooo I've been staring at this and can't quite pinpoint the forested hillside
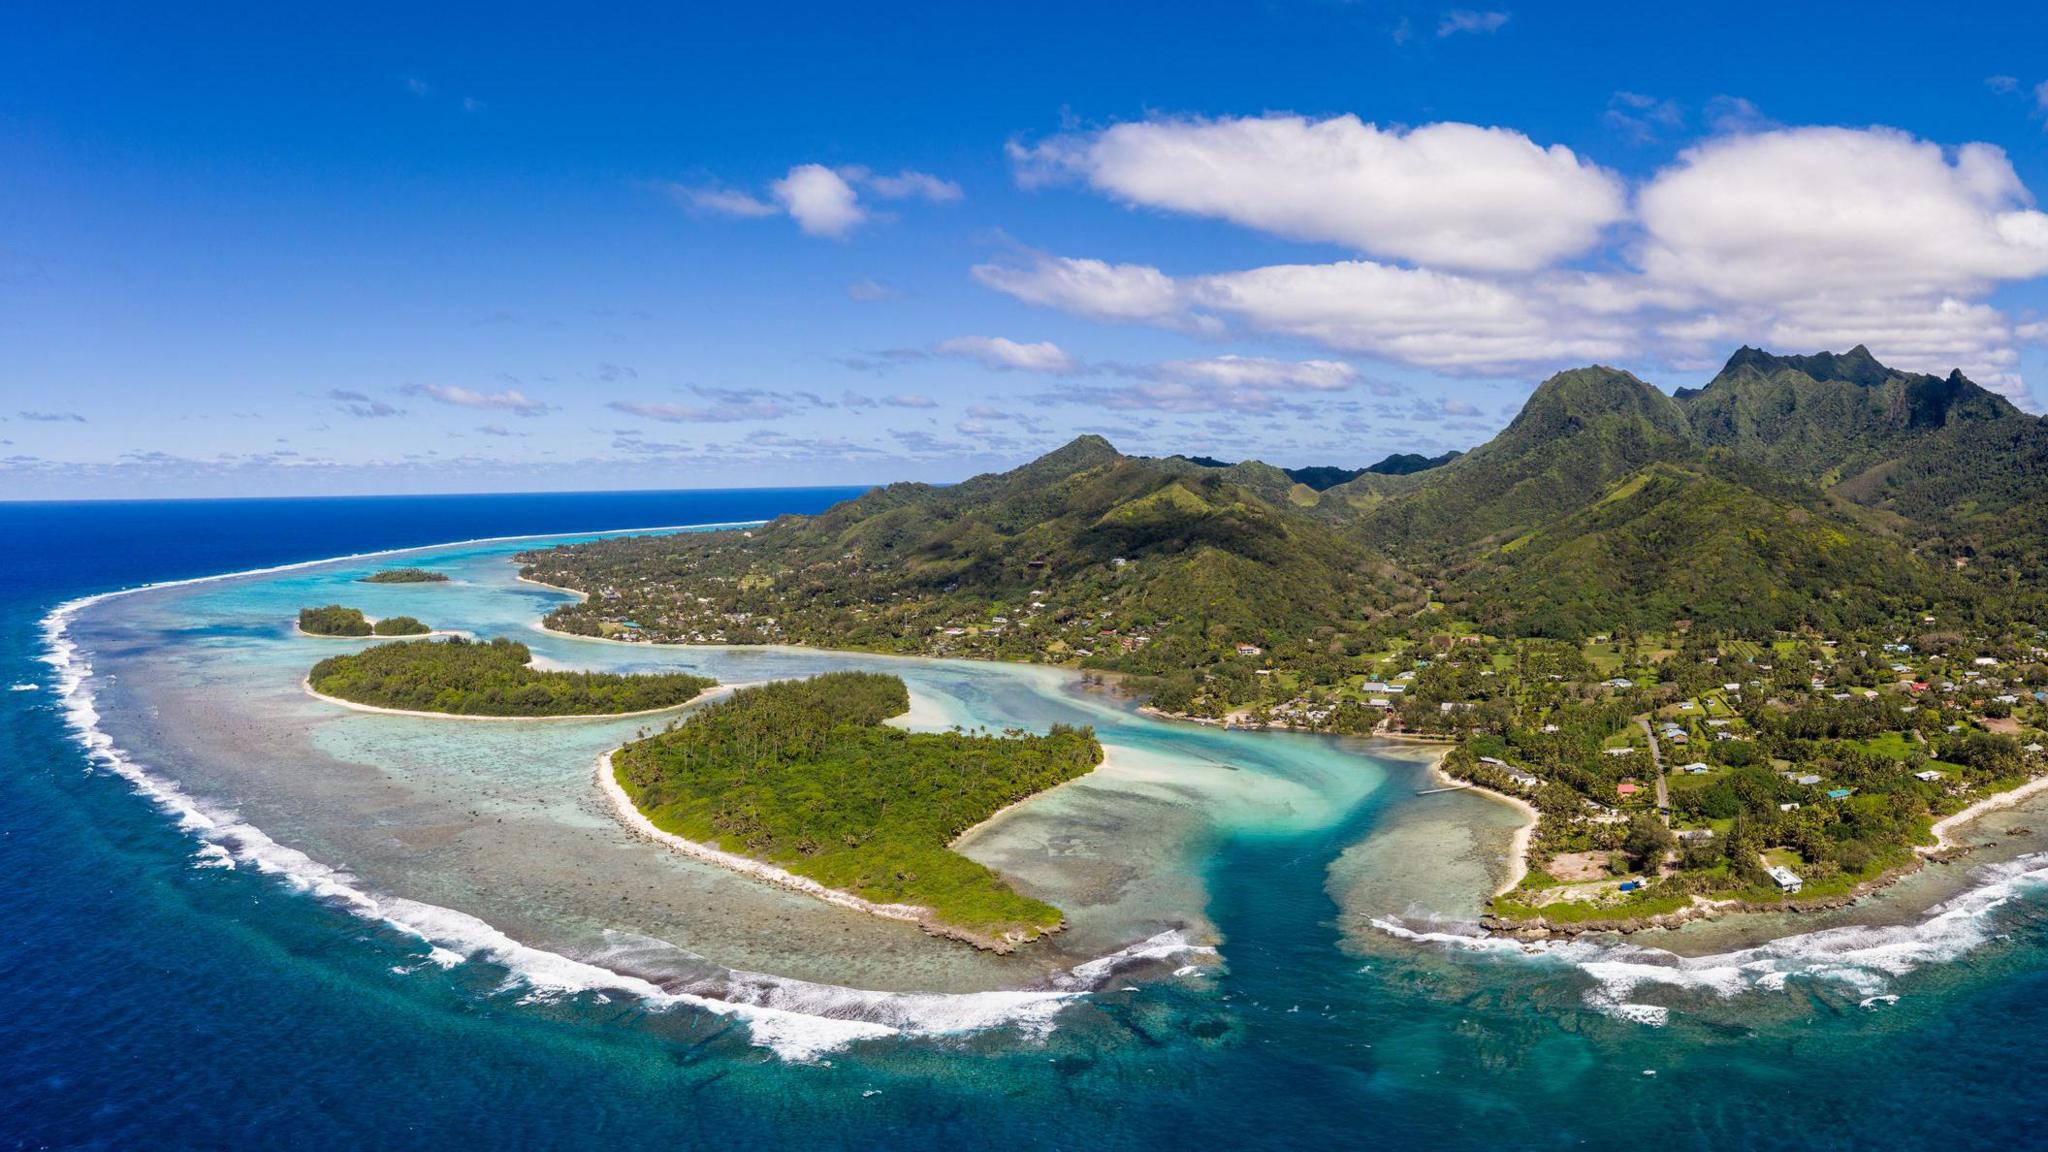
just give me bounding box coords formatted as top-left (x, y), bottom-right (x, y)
top-left (517, 345), bottom-right (2048, 724)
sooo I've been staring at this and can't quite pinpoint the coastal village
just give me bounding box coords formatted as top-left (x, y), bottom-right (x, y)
top-left (525, 537), bottom-right (2048, 929)
top-left (1366, 623), bottom-right (2048, 927)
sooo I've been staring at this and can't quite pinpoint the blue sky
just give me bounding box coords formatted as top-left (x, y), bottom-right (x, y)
top-left (6, 1), bottom-right (2048, 498)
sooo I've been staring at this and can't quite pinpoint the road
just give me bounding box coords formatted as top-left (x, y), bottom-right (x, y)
top-left (1638, 717), bottom-right (1671, 823)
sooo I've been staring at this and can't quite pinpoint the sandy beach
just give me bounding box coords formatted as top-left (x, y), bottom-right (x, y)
top-left (1427, 758), bottom-right (1540, 897)
top-left (1924, 772), bottom-right (2048, 852)
top-left (595, 748), bottom-right (933, 924)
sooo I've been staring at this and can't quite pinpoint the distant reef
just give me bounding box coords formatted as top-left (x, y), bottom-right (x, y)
top-left (360, 568), bottom-right (450, 584)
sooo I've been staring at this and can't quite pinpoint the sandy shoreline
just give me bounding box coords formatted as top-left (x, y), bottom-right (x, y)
top-left (301, 678), bottom-right (735, 722)
top-left (593, 719), bottom-right (1111, 950)
top-left (1426, 758), bottom-right (1539, 897)
top-left (516, 573), bottom-right (590, 600)
top-left (1925, 772), bottom-right (2048, 852)
top-left (595, 748), bottom-right (933, 925)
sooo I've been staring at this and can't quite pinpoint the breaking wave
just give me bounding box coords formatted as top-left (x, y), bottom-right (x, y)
top-left (1374, 852), bottom-right (2048, 1026)
top-left (39, 539), bottom-right (1215, 1062)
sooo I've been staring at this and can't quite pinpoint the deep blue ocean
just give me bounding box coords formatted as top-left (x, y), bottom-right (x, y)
top-left (7, 489), bottom-right (2048, 1151)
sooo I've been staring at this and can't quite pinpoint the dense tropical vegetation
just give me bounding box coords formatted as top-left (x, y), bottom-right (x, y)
top-left (518, 344), bottom-right (2048, 926)
top-left (298, 605), bottom-right (431, 636)
top-left (360, 568), bottom-right (450, 583)
top-left (299, 605), bottom-right (373, 636)
top-left (611, 672), bottom-right (1101, 944)
top-left (308, 637), bottom-right (713, 716)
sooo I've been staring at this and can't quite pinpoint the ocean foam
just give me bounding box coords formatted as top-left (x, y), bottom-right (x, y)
top-left (39, 548), bottom-right (1215, 1062)
top-left (1373, 853), bottom-right (2048, 1026)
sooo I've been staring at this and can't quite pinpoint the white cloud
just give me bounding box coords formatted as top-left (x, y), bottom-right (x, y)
top-left (1605, 91), bottom-right (1684, 144)
top-left (883, 393), bottom-right (938, 409)
top-left (1636, 126), bottom-right (2048, 396)
top-left (671, 164), bottom-right (960, 239)
top-left (402, 383), bottom-right (549, 416)
top-left (1011, 114), bottom-right (1624, 272)
top-left (1438, 9), bottom-right (1510, 35)
top-left (772, 164), bottom-right (867, 238)
top-left (984, 124), bottom-right (2048, 399)
top-left (975, 252), bottom-right (1625, 374)
top-left (855, 169), bottom-right (964, 202)
top-left (933, 335), bottom-right (1080, 374)
top-left (1084, 356), bottom-right (1363, 412)
top-left (1148, 355), bottom-right (1356, 392)
top-left (608, 398), bottom-right (786, 423)
top-left (846, 278), bottom-right (902, 301)
top-left (669, 184), bottom-right (780, 218)
top-left (971, 254), bottom-right (1192, 326)
top-left (1638, 128), bottom-right (2048, 302)
top-left (1191, 261), bottom-right (1630, 371)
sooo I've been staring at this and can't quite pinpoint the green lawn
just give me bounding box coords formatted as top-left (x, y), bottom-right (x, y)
top-left (1853, 731), bottom-right (1919, 761)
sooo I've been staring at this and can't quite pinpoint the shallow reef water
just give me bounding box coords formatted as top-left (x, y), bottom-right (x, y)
top-left (8, 491), bottom-right (2048, 1150)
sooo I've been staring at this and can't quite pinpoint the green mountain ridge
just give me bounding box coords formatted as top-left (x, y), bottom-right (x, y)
top-left (1676, 344), bottom-right (2022, 483)
top-left (1340, 365), bottom-right (1698, 558)
top-left (523, 345), bottom-right (2048, 664)
top-left (1443, 459), bottom-right (1958, 639)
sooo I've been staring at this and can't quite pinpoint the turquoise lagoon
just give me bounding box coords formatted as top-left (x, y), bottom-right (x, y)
top-left (16, 499), bottom-right (2048, 1149)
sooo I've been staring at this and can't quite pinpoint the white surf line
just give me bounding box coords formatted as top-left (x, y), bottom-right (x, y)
top-left (1373, 847), bottom-right (2048, 1028)
top-left (37, 531), bottom-right (1215, 1060)
top-left (302, 678), bottom-right (734, 723)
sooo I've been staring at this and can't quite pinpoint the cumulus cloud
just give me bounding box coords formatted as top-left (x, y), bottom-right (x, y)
top-left (972, 254), bottom-right (1192, 326)
top-left (933, 335), bottom-right (1080, 375)
top-left (772, 164), bottom-right (867, 238)
top-left (1636, 126), bottom-right (2048, 392)
top-left (883, 393), bottom-right (938, 409)
top-left (1010, 114), bottom-right (1624, 272)
top-left (401, 383), bottom-right (550, 416)
top-left (984, 122), bottom-right (2048, 397)
top-left (1438, 9), bottom-right (1510, 35)
top-left (1638, 128), bottom-right (2048, 301)
top-left (974, 252), bottom-right (1627, 373)
top-left (846, 278), bottom-right (902, 301)
top-left (668, 164), bottom-right (959, 239)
